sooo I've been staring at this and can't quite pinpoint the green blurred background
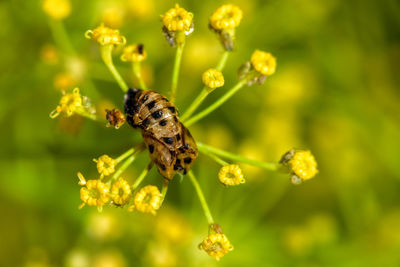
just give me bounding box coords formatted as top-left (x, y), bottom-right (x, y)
top-left (1, 0), bottom-right (400, 266)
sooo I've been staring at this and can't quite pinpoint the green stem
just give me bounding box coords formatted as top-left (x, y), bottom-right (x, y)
top-left (115, 148), bottom-right (135, 163)
top-left (170, 44), bottom-right (184, 103)
top-left (197, 142), bottom-right (279, 171)
top-left (132, 62), bottom-right (148, 90)
top-left (112, 154), bottom-right (137, 181)
top-left (203, 151), bottom-right (229, 166)
top-left (181, 51), bottom-right (231, 121)
top-left (75, 109), bottom-right (101, 122)
top-left (188, 171), bottom-right (214, 225)
top-left (216, 51), bottom-right (230, 71)
top-left (101, 44), bottom-right (129, 92)
top-left (48, 19), bottom-right (75, 56)
top-left (160, 180), bottom-right (169, 204)
top-left (185, 79), bottom-right (248, 126)
top-left (132, 162), bottom-right (153, 190)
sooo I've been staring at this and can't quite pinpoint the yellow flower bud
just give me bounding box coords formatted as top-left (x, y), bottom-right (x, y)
top-left (250, 50), bottom-right (277, 76)
top-left (132, 185), bottom-right (161, 215)
top-left (120, 44), bottom-right (147, 62)
top-left (210, 4), bottom-right (243, 30)
top-left (218, 164), bottom-right (245, 186)
top-left (42, 0), bottom-right (71, 20)
top-left (199, 233), bottom-right (234, 261)
top-left (162, 4), bottom-right (193, 32)
top-left (93, 155), bottom-right (117, 178)
top-left (111, 178), bottom-right (132, 206)
top-left (202, 69), bottom-right (224, 90)
top-left (291, 150), bottom-right (318, 180)
top-left (85, 24), bottom-right (126, 46)
top-left (78, 173), bottom-right (110, 210)
top-left (50, 88), bottom-right (82, 118)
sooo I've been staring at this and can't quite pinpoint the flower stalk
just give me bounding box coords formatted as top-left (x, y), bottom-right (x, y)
top-left (188, 171), bottom-right (214, 225)
top-left (132, 62), bottom-right (148, 90)
top-left (100, 44), bottom-right (129, 92)
top-left (170, 42), bottom-right (184, 102)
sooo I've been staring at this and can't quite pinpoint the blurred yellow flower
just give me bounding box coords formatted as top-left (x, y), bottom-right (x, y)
top-left (251, 50), bottom-right (276, 76)
top-left (101, 6), bottom-right (125, 28)
top-left (53, 72), bottom-right (76, 92)
top-left (210, 4), bottom-right (243, 30)
top-left (127, 0), bottom-right (154, 20)
top-left (218, 164), bottom-right (245, 186)
top-left (202, 68), bottom-right (224, 90)
top-left (162, 4), bottom-right (193, 32)
top-left (93, 155), bottom-right (117, 178)
top-left (111, 178), bottom-right (132, 206)
top-left (121, 44), bottom-right (147, 63)
top-left (42, 0), bottom-right (71, 20)
top-left (40, 44), bottom-right (59, 65)
top-left (78, 173), bottom-right (110, 210)
top-left (132, 185), bottom-right (161, 215)
top-left (49, 88), bottom-right (82, 118)
top-left (85, 24), bottom-right (126, 46)
top-left (291, 150), bottom-right (318, 180)
top-left (199, 233), bottom-right (233, 261)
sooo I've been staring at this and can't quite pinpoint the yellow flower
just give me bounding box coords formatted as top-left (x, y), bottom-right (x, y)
top-left (132, 185), bottom-right (161, 215)
top-left (218, 164), bottom-right (245, 186)
top-left (120, 44), bottom-right (147, 62)
top-left (49, 88), bottom-right (82, 118)
top-left (199, 233), bottom-right (234, 261)
top-left (53, 72), bottom-right (76, 92)
top-left (40, 44), bottom-right (59, 65)
top-left (42, 0), bottom-right (71, 20)
top-left (93, 155), bottom-right (117, 178)
top-left (251, 50), bottom-right (277, 76)
top-left (101, 6), bottom-right (125, 28)
top-left (202, 69), bottom-right (225, 90)
top-left (78, 172), bottom-right (110, 211)
top-left (111, 178), bottom-right (132, 206)
top-left (85, 24), bottom-right (126, 46)
top-left (210, 4), bottom-right (243, 30)
top-left (162, 4), bottom-right (193, 32)
top-left (291, 150), bottom-right (318, 180)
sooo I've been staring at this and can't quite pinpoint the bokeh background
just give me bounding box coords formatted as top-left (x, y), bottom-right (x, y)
top-left (1, 0), bottom-right (400, 266)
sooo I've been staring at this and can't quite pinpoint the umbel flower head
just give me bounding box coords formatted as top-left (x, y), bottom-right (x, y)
top-left (42, 0), bottom-right (71, 20)
top-left (218, 164), bottom-right (245, 186)
top-left (111, 178), bottom-right (132, 206)
top-left (132, 185), bottom-right (161, 215)
top-left (199, 233), bottom-right (234, 261)
top-left (49, 88), bottom-right (82, 118)
top-left (93, 155), bottom-right (116, 178)
top-left (78, 172), bottom-right (110, 211)
top-left (202, 69), bottom-right (224, 91)
top-left (121, 44), bottom-right (147, 63)
top-left (251, 50), bottom-right (277, 76)
top-left (280, 149), bottom-right (318, 184)
top-left (210, 4), bottom-right (243, 30)
top-left (85, 24), bottom-right (126, 46)
top-left (162, 4), bottom-right (193, 32)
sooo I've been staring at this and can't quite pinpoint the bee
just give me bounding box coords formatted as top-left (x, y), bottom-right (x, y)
top-left (124, 88), bottom-right (198, 179)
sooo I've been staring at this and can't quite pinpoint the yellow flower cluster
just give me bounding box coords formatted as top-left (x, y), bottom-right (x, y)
top-left (199, 233), bottom-right (234, 261)
top-left (85, 24), bottom-right (126, 46)
top-left (291, 150), bottom-right (318, 180)
top-left (218, 164), bottom-right (245, 186)
top-left (202, 69), bottom-right (224, 90)
top-left (132, 185), bottom-right (161, 215)
top-left (42, 0), bottom-right (71, 20)
top-left (78, 173), bottom-right (110, 211)
top-left (93, 155), bottom-right (117, 178)
top-left (162, 4), bottom-right (193, 32)
top-left (121, 44), bottom-right (147, 62)
top-left (49, 88), bottom-right (82, 118)
top-left (111, 178), bottom-right (132, 206)
top-left (251, 50), bottom-right (277, 76)
top-left (210, 4), bottom-right (243, 30)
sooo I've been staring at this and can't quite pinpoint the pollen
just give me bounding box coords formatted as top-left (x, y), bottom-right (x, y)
top-left (291, 150), bottom-right (318, 180)
top-left (85, 24), bottom-right (126, 46)
top-left (42, 0), bottom-right (71, 20)
top-left (132, 185), bottom-right (161, 215)
top-left (93, 155), bottom-right (117, 178)
top-left (120, 44), bottom-right (147, 63)
top-left (49, 88), bottom-right (82, 118)
top-left (250, 50), bottom-right (277, 76)
top-left (202, 69), bottom-right (225, 90)
top-left (218, 164), bottom-right (245, 186)
top-left (199, 233), bottom-right (234, 261)
top-left (210, 4), bottom-right (243, 30)
top-left (78, 174), bottom-right (110, 210)
top-left (111, 178), bottom-right (132, 206)
top-left (162, 4), bottom-right (193, 32)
